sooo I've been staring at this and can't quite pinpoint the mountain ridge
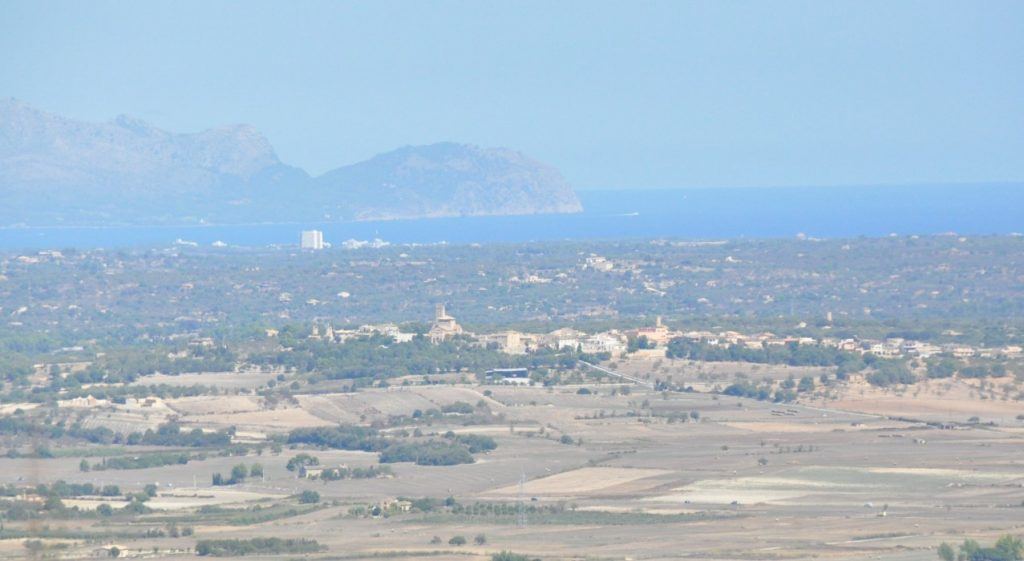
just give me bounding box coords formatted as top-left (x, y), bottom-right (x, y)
top-left (0, 99), bottom-right (581, 226)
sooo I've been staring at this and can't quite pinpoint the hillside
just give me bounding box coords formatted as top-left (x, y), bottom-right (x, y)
top-left (316, 142), bottom-right (581, 220)
top-left (0, 100), bottom-right (581, 225)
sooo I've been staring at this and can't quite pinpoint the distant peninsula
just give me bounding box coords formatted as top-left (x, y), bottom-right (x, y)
top-left (0, 99), bottom-right (582, 226)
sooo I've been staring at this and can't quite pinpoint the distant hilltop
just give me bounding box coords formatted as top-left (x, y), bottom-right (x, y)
top-left (0, 99), bottom-right (582, 226)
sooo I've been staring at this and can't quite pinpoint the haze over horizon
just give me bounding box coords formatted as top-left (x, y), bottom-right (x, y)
top-left (3, 1), bottom-right (1023, 190)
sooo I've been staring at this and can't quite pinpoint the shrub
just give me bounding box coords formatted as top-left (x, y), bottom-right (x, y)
top-left (195, 538), bottom-right (321, 556)
top-left (492, 552), bottom-right (533, 561)
top-left (379, 441), bottom-right (474, 466)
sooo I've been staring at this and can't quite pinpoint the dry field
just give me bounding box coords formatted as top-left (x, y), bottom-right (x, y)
top-left (131, 370), bottom-right (280, 389)
top-left (814, 378), bottom-right (1024, 425)
top-left (612, 355), bottom-right (834, 391)
top-left (485, 467), bottom-right (672, 498)
top-left (11, 364), bottom-right (1024, 561)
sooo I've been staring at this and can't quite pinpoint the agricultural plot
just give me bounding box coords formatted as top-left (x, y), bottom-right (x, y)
top-left (5, 376), bottom-right (1023, 561)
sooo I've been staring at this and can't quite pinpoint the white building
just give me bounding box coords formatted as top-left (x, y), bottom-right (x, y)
top-left (300, 230), bottom-right (325, 250)
top-left (478, 331), bottom-right (536, 354)
top-left (581, 333), bottom-right (628, 356)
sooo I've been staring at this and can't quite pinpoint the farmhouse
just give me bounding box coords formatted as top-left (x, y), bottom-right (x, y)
top-left (300, 464), bottom-right (350, 479)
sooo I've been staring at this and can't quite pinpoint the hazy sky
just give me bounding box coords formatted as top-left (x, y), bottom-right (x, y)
top-left (3, 1), bottom-right (1022, 189)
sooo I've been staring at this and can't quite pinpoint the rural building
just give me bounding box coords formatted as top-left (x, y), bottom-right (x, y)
top-left (378, 498), bottom-right (412, 512)
top-left (485, 368), bottom-right (531, 384)
top-left (543, 327), bottom-right (586, 350)
top-left (632, 316), bottom-right (674, 346)
top-left (581, 333), bottom-right (627, 355)
top-left (478, 330), bottom-right (536, 354)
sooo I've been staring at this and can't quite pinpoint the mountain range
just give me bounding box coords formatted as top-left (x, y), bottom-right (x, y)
top-left (0, 99), bottom-right (581, 226)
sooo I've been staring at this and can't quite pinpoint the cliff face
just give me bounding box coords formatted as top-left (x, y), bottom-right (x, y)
top-left (0, 100), bottom-right (581, 226)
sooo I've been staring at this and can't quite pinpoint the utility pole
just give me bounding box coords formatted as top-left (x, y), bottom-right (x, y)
top-left (516, 469), bottom-right (527, 528)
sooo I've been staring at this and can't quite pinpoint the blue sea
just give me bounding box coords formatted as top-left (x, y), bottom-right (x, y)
top-left (1, 184), bottom-right (1022, 250)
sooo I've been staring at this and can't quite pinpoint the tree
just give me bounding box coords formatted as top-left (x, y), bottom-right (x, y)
top-left (230, 463), bottom-right (248, 483)
top-left (927, 359), bottom-right (958, 379)
top-left (79, 459), bottom-right (91, 472)
top-left (937, 542), bottom-right (955, 561)
top-left (109, 546), bottom-right (121, 558)
top-left (951, 535), bottom-right (1024, 561)
top-left (474, 534), bottom-right (487, 545)
top-left (449, 536), bottom-right (467, 546)
top-left (144, 483), bottom-right (158, 497)
top-left (994, 535), bottom-right (1024, 560)
top-left (43, 495), bottom-right (65, 511)
top-left (797, 376), bottom-right (815, 393)
top-left (298, 490), bottom-right (320, 504)
top-left (286, 453), bottom-right (320, 471)
top-left (250, 463), bottom-right (264, 478)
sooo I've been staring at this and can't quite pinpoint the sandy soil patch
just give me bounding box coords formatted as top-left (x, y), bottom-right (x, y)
top-left (450, 425), bottom-right (540, 435)
top-left (146, 487), bottom-right (285, 510)
top-left (722, 421), bottom-right (867, 433)
top-left (168, 395), bottom-right (263, 415)
top-left (577, 505), bottom-right (699, 515)
top-left (79, 411), bottom-right (168, 433)
top-left (297, 386), bottom-right (496, 424)
top-left (64, 487), bottom-right (283, 511)
top-left (0, 402), bottom-right (38, 414)
top-left (186, 407), bottom-right (331, 431)
top-left (63, 498), bottom-right (129, 511)
top-left (133, 370), bottom-right (277, 389)
top-left (648, 475), bottom-right (868, 505)
top-left (297, 391), bottom-right (436, 422)
top-left (863, 467), bottom-right (1022, 481)
top-left (487, 467), bottom-right (671, 497)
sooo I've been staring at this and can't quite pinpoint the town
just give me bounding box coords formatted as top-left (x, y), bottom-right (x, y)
top-left (0, 235), bottom-right (1021, 561)
top-left (312, 303), bottom-right (1019, 362)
